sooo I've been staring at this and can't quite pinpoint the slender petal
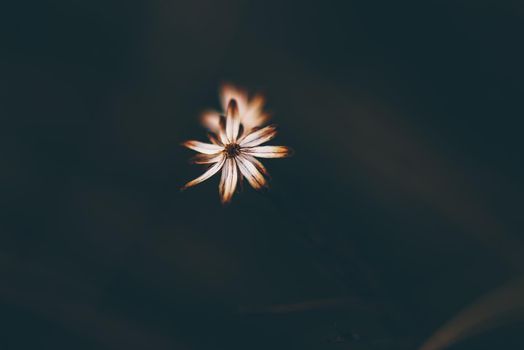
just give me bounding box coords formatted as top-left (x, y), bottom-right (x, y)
top-left (218, 115), bottom-right (229, 144)
top-left (239, 125), bottom-right (277, 147)
top-left (220, 84), bottom-right (248, 117)
top-left (182, 140), bottom-right (223, 154)
top-left (240, 153), bottom-right (269, 176)
top-left (236, 155), bottom-right (267, 190)
top-left (225, 99), bottom-right (240, 142)
top-left (219, 158), bottom-right (238, 204)
top-left (182, 156), bottom-right (225, 190)
top-left (243, 145), bottom-right (292, 158)
top-left (190, 153), bottom-right (223, 164)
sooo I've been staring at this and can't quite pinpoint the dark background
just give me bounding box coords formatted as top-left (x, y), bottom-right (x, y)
top-left (1, 0), bottom-right (523, 349)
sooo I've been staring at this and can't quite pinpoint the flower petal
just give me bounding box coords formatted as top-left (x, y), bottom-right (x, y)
top-left (190, 153), bottom-right (224, 164)
top-left (218, 115), bottom-right (229, 144)
top-left (225, 99), bottom-right (240, 142)
top-left (219, 158), bottom-right (238, 204)
top-left (220, 84), bottom-right (248, 116)
top-left (236, 155), bottom-right (267, 190)
top-left (239, 125), bottom-right (277, 147)
top-left (243, 146), bottom-right (293, 158)
top-left (220, 85), bottom-right (269, 132)
top-left (200, 110), bottom-right (221, 133)
top-left (240, 153), bottom-right (269, 176)
top-left (242, 95), bottom-right (270, 131)
top-left (182, 141), bottom-right (223, 154)
top-left (182, 156), bottom-right (225, 190)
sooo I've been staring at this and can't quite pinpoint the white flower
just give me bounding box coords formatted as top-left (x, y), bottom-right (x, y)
top-left (182, 88), bottom-right (292, 204)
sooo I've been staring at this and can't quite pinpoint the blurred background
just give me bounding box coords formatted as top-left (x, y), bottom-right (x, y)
top-left (1, 0), bottom-right (523, 349)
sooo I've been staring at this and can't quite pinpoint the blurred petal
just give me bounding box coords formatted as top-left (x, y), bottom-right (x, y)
top-left (220, 85), bottom-right (270, 131)
top-left (244, 146), bottom-right (293, 158)
top-left (239, 125), bottom-right (277, 147)
top-left (242, 95), bottom-right (270, 131)
top-left (237, 155), bottom-right (267, 190)
top-left (200, 110), bottom-right (221, 133)
top-left (182, 140), bottom-right (223, 154)
top-left (219, 158), bottom-right (238, 204)
top-left (182, 156), bottom-right (225, 190)
top-left (220, 84), bottom-right (248, 116)
top-left (191, 153), bottom-right (223, 164)
top-left (226, 99), bottom-right (240, 142)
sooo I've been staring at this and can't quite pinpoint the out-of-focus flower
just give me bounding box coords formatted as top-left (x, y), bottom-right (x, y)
top-left (182, 87), bottom-right (291, 204)
top-left (201, 84), bottom-right (270, 135)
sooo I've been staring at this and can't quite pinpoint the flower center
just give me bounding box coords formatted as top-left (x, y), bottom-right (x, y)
top-left (224, 143), bottom-right (241, 158)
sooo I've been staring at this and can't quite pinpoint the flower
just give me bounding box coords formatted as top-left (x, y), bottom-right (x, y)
top-left (182, 87), bottom-right (292, 204)
top-left (200, 84), bottom-right (270, 134)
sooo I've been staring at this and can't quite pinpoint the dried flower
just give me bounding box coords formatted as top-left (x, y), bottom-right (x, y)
top-left (182, 86), bottom-right (292, 203)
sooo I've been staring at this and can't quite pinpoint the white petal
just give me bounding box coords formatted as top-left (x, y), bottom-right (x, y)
top-left (225, 99), bottom-right (240, 142)
top-left (239, 125), bottom-right (277, 147)
top-left (220, 84), bottom-right (248, 116)
top-left (219, 158), bottom-right (238, 204)
top-left (243, 146), bottom-right (292, 158)
top-left (182, 156), bottom-right (225, 190)
top-left (236, 155), bottom-right (267, 190)
top-left (182, 141), bottom-right (223, 154)
top-left (217, 115), bottom-right (229, 145)
top-left (240, 153), bottom-right (269, 176)
top-left (190, 153), bottom-right (224, 164)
